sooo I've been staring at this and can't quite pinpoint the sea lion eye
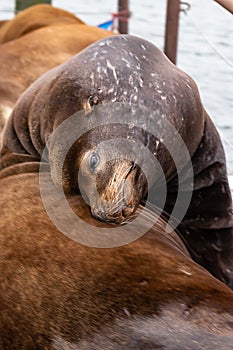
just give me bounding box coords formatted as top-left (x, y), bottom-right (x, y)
top-left (88, 95), bottom-right (99, 107)
top-left (89, 153), bottom-right (100, 173)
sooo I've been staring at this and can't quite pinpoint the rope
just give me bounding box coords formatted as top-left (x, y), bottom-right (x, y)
top-left (110, 10), bottom-right (131, 32)
top-left (112, 10), bottom-right (131, 23)
top-left (182, 7), bottom-right (233, 71)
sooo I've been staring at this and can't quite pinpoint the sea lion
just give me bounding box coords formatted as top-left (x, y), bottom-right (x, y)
top-left (1, 34), bottom-right (233, 289)
top-left (0, 20), bottom-right (8, 29)
top-left (0, 23), bottom-right (114, 143)
top-left (0, 4), bottom-right (85, 44)
top-left (0, 163), bottom-right (233, 349)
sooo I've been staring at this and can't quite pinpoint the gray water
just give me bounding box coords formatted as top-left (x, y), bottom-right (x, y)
top-left (1, 0), bottom-right (233, 172)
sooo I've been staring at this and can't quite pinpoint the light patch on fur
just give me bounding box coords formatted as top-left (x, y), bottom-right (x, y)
top-left (121, 57), bottom-right (131, 68)
top-left (53, 337), bottom-right (77, 350)
top-left (178, 264), bottom-right (193, 276)
top-left (138, 75), bottom-right (143, 87)
top-left (90, 72), bottom-right (95, 86)
top-left (0, 105), bottom-right (12, 126)
top-left (106, 60), bottom-right (118, 83)
top-left (0, 104), bottom-right (13, 145)
top-left (52, 303), bottom-right (233, 349)
top-left (83, 101), bottom-right (92, 115)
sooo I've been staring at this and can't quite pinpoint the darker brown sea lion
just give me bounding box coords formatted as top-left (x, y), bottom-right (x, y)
top-left (0, 4), bottom-right (84, 44)
top-left (1, 34), bottom-right (233, 289)
top-left (0, 163), bottom-right (233, 349)
top-left (0, 23), bottom-right (114, 143)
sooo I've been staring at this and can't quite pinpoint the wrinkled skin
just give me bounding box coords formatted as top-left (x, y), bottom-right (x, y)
top-left (1, 35), bottom-right (233, 289)
top-left (0, 22), bottom-right (114, 144)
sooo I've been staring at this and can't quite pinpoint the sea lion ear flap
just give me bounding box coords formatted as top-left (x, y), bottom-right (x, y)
top-left (83, 95), bottom-right (100, 115)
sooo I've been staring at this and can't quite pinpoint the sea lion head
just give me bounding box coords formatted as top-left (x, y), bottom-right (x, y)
top-left (46, 34), bottom-right (200, 224)
top-left (54, 115), bottom-right (158, 224)
top-left (77, 143), bottom-right (148, 224)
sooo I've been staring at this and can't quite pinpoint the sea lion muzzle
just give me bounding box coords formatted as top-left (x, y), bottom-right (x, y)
top-left (79, 158), bottom-right (148, 224)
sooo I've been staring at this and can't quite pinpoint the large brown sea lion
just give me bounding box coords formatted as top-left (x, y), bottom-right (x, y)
top-left (0, 20), bottom-right (8, 29)
top-left (0, 23), bottom-right (114, 143)
top-left (1, 35), bottom-right (233, 289)
top-left (0, 160), bottom-right (233, 349)
top-left (0, 4), bottom-right (84, 44)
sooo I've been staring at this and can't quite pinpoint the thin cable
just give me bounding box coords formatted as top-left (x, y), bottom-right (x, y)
top-left (183, 11), bottom-right (233, 71)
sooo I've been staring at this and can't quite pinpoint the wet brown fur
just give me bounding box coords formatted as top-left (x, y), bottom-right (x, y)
top-left (0, 4), bottom-right (85, 44)
top-left (0, 166), bottom-right (233, 349)
top-left (0, 20), bottom-right (8, 29)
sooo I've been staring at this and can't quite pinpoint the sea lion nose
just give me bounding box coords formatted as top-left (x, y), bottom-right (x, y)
top-left (91, 202), bottom-right (126, 224)
top-left (91, 206), bottom-right (107, 222)
top-left (91, 177), bottom-right (137, 224)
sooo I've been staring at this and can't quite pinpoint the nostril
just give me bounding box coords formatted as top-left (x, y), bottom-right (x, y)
top-left (122, 205), bottom-right (136, 221)
top-left (91, 207), bottom-right (106, 222)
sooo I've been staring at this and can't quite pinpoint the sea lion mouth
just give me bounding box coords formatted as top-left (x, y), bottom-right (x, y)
top-left (91, 200), bottom-right (136, 225)
top-left (91, 195), bottom-right (136, 225)
top-left (90, 162), bottom-right (145, 224)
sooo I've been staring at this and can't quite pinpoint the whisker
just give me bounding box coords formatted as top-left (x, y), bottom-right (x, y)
top-left (138, 203), bottom-right (171, 228)
top-left (110, 163), bottom-right (133, 189)
top-left (107, 199), bottom-right (125, 214)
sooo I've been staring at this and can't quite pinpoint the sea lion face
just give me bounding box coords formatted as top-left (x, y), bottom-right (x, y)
top-left (77, 145), bottom-right (148, 224)
top-left (53, 102), bottom-right (158, 225)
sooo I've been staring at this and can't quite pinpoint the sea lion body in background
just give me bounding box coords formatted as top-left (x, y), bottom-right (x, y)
top-left (0, 20), bottom-right (8, 29)
top-left (0, 4), bottom-right (85, 44)
top-left (0, 162), bottom-right (233, 349)
top-left (1, 35), bottom-right (233, 288)
top-left (0, 23), bottom-right (114, 143)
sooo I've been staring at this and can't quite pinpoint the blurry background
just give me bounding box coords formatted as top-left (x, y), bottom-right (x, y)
top-left (1, 0), bottom-right (232, 173)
